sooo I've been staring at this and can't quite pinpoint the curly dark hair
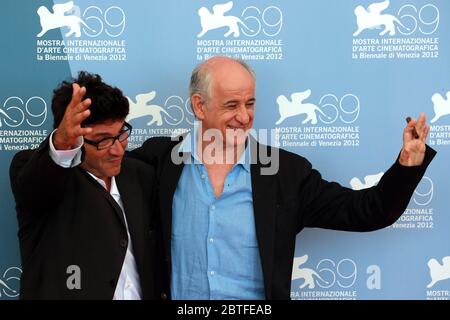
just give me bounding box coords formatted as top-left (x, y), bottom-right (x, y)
top-left (51, 71), bottom-right (129, 128)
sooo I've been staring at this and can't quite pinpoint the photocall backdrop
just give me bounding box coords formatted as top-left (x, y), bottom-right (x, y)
top-left (0, 0), bottom-right (448, 300)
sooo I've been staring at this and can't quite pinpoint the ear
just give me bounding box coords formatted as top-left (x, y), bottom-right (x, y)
top-left (191, 93), bottom-right (206, 120)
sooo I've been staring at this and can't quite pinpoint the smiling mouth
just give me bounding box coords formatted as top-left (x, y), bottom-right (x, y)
top-left (226, 126), bottom-right (247, 130)
top-left (107, 158), bottom-right (122, 163)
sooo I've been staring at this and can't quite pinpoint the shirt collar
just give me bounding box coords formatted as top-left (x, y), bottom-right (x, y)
top-left (86, 171), bottom-right (119, 195)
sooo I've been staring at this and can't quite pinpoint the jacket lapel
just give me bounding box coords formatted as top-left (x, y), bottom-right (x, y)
top-left (79, 169), bottom-right (126, 228)
top-left (250, 140), bottom-right (278, 299)
top-left (115, 170), bottom-right (146, 276)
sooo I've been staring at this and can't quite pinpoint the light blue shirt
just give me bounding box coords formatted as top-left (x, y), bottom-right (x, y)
top-left (170, 128), bottom-right (265, 300)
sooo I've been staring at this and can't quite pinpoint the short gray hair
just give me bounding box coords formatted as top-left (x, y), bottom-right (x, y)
top-left (188, 57), bottom-right (255, 105)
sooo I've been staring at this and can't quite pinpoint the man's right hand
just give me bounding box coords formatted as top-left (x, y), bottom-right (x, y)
top-left (53, 83), bottom-right (93, 150)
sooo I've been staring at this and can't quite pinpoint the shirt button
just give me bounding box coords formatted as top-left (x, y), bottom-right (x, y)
top-left (210, 205), bottom-right (215, 210)
top-left (161, 293), bottom-right (167, 300)
top-left (210, 271), bottom-right (215, 276)
top-left (201, 174), bottom-right (206, 179)
top-left (209, 238), bottom-right (214, 243)
top-left (120, 239), bottom-right (128, 248)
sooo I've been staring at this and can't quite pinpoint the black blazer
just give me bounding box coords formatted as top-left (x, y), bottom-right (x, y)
top-left (129, 136), bottom-right (436, 300)
top-left (9, 138), bottom-right (163, 300)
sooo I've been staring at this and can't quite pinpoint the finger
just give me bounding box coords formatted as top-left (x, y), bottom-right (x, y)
top-left (406, 116), bottom-right (417, 128)
top-left (75, 127), bottom-right (93, 137)
top-left (408, 117), bottom-right (421, 139)
top-left (416, 112), bottom-right (426, 132)
top-left (74, 98), bottom-right (91, 113)
top-left (66, 87), bottom-right (86, 117)
top-left (73, 87), bottom-right (86, 112)
top-left (415, 112), bottom-right (427, 140)
top-left (70, 109), bottom-right (91, 126)
top-left (67, 83), bottom-right (83, 109)
top-left (404, 118), bottom-right (417, 140)
top-left (74, 85), bottom-right (86, 102)
top-left (421, 124), bottom-right (430, 143)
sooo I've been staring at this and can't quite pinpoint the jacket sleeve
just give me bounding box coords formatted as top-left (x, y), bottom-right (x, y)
top-left (299, 145), bottom-right (436, 231)
top-left (127, 137), bottom-right (162, 167)
top-left (9, 136), bottom-right (73, 216)
top-left (127, 136), bottom-right (180, 173)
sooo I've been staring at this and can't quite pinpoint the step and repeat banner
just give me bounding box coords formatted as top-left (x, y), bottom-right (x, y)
top-left (0, 0), bottom-right (449, 300)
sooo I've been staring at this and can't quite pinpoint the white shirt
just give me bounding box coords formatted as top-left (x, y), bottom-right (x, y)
top-left (48, 129), bottom-right (143, 300)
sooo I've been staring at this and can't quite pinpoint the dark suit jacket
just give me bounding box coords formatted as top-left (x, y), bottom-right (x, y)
top-left (9, 138), bottom-right (164, 300)
top-left (129, 136), bottom-right (436, 300)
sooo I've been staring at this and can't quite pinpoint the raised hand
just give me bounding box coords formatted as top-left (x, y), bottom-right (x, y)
top-left (53, 83), bottom-right (92, 150)
top-left (399, 112), bottom-right (430, 166)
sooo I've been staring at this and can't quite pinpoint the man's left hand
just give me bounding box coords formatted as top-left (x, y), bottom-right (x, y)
top-left (399, 112), bottom-right (430, 166)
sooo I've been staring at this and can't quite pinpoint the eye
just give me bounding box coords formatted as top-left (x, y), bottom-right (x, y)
top-left (118, 130), bottom-right (130, 141)
top-left (245, 101), bottom-right (255, 109)
top-left (225, 103), bottom-right (238, 109)
top-left (97, 138), bottom-right (114, 149)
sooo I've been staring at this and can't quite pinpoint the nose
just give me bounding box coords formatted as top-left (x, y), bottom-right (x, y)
top-left (109, 138), bottom-right (125, 156)
top-left (236, 104), bottom-right (250, 125)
